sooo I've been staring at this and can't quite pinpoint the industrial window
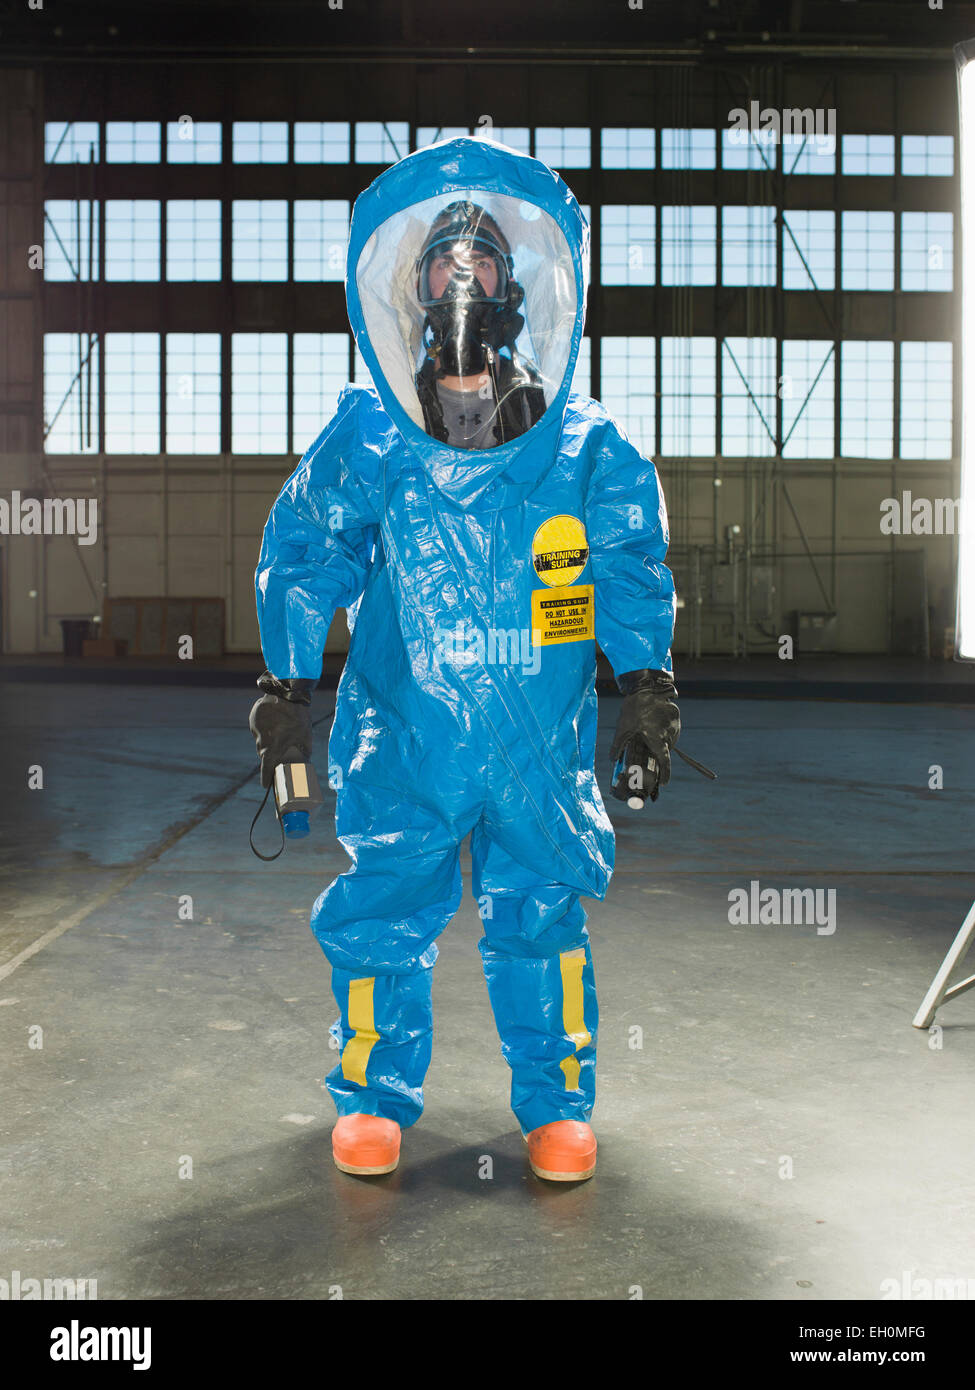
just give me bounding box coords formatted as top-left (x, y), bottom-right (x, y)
top-left (45, 122), bottom-right (99, 163)
top-left (231, 201), bottom-right (288, 281)
top-left (293, 201), bottom-right (350, 282)
top-left (570, 337), bottom-right (591, 397)
top-left (781, 131), bottom-right (835, 175)
top-left (105, 333), bottom-right (160, 453)
top-left (39, 121), bottom-right (960, 474)
top-left (231, 334), bottom-right (288, 453)
top-left (841, 134), bottom-right (895, 176)
top-left (900, 342), bottom-right (952, 459)
top-left (601, 128), bottom-right (655, 169)
top-left (166, 201), bottom-right (222, 281)
top-left (414, 126), bottom-right (469, 151)
top-left (782, 210), bottom-right (835, 290)
top-left (661, 206), bottom-right (716, 286)
top-left (660, 128), bottom-right (716, 170)
top-left (354, 122), bottom-right (410, 163)
top-left (105, 201), bottom-right (160, 281)
top-left (293, 121), bottom-right (351, 163)
top-left (600, 338), bottom-right (655, 455)
top-left (781, 340), bottom-right (835, 459)
top-left (293, 333), bottom-right (351, 452)
top-left (721, 337), bottom-right (776, 457)
top-left (600, 206), bottom-right (655, 286)
top-left (485, 127), bottom-right (530, 154)
top-left (166, 120), bottom-right (222, 164)
top-left (900, 212), bottom-right (953, 292)
top-left (840, 340), bottom-right (893, 458)
top-left (232, 121), bottom-right (288, 163)
top-left (722, 206), bottom-right (776, 287)
top-left (901, 135), bottom-right (954, 177)
top-left (841, 211), bottom-right (895, 291)
top-left (534, 127), bottom-right (591, 168)
top-left (352, 343), bottom-right (377, 391)
top-left (105, 121), bottom-right (161, 163)
top-left (44, 200), bottom-right (99, 281)
top-left (43, 334), bottom-right (99, 454)
top-left (165, 334), bottom-right (221, 454)
top-left (721, 127), bottom-right (776, 172)
top-left (661, 337), bottom-right (716, 456)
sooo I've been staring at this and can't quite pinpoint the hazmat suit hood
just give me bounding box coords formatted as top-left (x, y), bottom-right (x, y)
top-left (346, 135), bottom-right (589, 509)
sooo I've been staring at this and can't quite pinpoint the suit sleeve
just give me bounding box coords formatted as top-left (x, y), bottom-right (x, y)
top-left (254, 385), bottom-right (380, 679)
top-left (583, 406), bottom-right (677, 679)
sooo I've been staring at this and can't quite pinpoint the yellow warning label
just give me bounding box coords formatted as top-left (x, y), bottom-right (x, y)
top-left (532, 515), bottom-right (589, 587)
top-left (532, 585), bottom-right (595, 645)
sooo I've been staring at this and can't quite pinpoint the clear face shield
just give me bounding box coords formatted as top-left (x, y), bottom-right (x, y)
top-left (355, 191), bottom-right (578, 448)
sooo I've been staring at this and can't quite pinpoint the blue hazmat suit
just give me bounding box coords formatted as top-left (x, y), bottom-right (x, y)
top-left (255, 136), bottom-right (676, 1136)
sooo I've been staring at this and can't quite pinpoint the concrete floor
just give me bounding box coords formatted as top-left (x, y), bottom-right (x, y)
top-left (1, 669), bottom-right (975, 1300)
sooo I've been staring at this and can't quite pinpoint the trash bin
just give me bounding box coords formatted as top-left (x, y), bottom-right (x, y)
top-left (60, 619), bottom-right (92, 657)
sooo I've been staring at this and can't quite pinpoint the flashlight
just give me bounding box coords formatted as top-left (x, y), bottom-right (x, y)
top-left (612, 750), bottom-right (657, 810)
top-left (273, 760), bottom-right (323, 838)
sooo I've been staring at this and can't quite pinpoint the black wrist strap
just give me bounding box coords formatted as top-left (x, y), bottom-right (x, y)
top-left (674, 747), bottom-right (717, 780)
top-left (249, 784), bottom-right (286, 860)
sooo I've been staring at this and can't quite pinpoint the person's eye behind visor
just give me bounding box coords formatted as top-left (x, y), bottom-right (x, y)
top-left (416, 237), bottom-right (510, 306)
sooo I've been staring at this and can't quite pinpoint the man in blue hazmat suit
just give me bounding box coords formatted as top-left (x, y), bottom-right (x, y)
top-left (250, 136), bottom-right (680, 1182)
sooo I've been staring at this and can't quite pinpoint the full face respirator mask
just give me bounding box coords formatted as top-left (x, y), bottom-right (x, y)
top-left (415, 201), bottom-right (526, 377)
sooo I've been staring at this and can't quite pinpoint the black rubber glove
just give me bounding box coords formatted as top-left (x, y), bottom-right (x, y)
top-left (609, 668), bottom-right (681, 803)
top-left (248, 671), bottom-right (315, 790)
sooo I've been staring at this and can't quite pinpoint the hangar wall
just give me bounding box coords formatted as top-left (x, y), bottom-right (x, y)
top-left (0, 59), bottom-right (962, 657)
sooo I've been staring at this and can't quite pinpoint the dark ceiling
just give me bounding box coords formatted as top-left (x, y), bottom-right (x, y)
top-left (3, 0), bottom-right (975, 63)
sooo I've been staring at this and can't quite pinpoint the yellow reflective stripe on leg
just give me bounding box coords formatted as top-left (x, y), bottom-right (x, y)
top-left (558, 948), bottom-right (591, 1091)
top-left (342, 976), bottom-right (379, 1086)
top-left (560, 1055), bottom-right (582, 1090)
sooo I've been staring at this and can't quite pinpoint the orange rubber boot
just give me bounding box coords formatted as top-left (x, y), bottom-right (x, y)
top-left (525, 1120), bottom-right (597, 1181)
top-left (331, 1115), bottom-right (401, 1175)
